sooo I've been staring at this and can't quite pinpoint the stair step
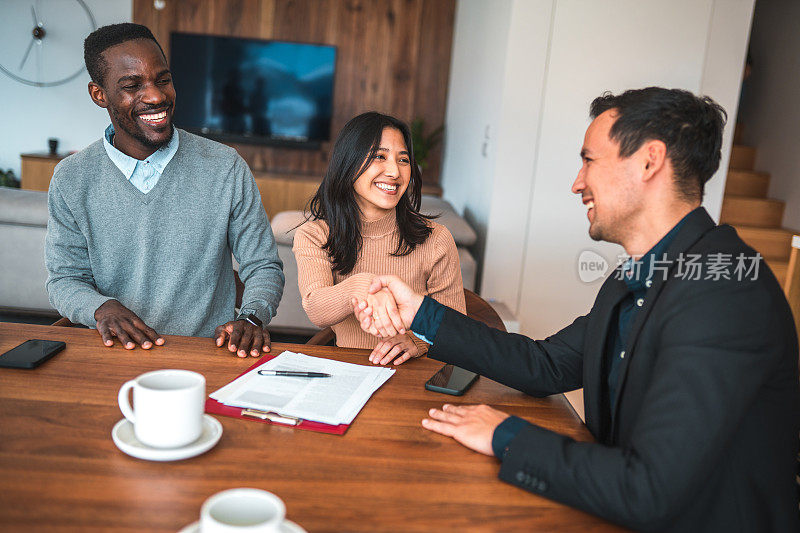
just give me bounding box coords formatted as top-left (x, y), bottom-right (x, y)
top-left (720, 196), bottom-right (785, 228)
top-left (724, 169), bottom-right (769, 197)
top-left (766, 258), bottom-right (787, 287)
top-left (734, 226), bottom-right (795, 261)
top-left (729, 145), bottom-right (756, 170)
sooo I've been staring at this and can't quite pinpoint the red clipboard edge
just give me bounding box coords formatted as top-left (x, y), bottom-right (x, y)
top-left (204, 352), bottom-right (349, 435)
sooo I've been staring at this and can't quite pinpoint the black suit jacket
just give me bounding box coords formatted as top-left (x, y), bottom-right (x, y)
top-left (428, 208), bottom-right (800, 532)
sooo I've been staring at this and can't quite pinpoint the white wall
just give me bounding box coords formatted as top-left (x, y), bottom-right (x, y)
top-left (442, 0), bottom-right (753, 340)
top-left (0, 1), bottom-right (132, 177)
top-left (700, 0), bottom-right (756, 221)
top-left (737, 0), bottom-right (800, 230)
top-left (478, 0), bottom-right (554, 303)
top-left (439, 0), bottom-right (514, 283)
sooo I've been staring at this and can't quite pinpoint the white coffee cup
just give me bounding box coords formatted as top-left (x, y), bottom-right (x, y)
top-left (201, 488), bottom-right (286, 533)
top-left (117, 369), bottom-right (205, 448)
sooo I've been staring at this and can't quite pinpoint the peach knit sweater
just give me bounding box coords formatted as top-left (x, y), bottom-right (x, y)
top-left (293, 210), bottom-right (466, 351)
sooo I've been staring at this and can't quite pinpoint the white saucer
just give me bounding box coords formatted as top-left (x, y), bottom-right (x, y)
top-left (112, 415), bottom-right (222, 462)
top-left (177, 519), bottom-right (306, 533)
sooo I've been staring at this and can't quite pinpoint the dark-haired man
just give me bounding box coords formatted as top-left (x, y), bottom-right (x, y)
top-left (45, 23), bottom-right (284, 357)
top-left (355, 87), bottom-right (800, 531)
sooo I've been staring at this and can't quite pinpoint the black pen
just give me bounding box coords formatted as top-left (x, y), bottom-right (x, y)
top-left (257, 369), bottom-right (331, 378)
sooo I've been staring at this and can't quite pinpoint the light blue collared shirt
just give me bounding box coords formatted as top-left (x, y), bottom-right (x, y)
top-left (102, 124), bottom-right (179, 194)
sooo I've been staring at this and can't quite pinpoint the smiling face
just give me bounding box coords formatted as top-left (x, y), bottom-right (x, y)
top-left (571, 109), bottom-right (643, 245)
top-left (88, 38), bottom-right (175, 160)
top-left (352, 127), bottom-right (412, 219)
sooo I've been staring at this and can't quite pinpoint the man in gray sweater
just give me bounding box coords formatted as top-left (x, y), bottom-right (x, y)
top-left (45, 23), bottom-right (284, 357)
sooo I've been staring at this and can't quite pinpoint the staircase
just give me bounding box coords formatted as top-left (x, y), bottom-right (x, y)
top-left (720, 134), bottom-right (794, 286)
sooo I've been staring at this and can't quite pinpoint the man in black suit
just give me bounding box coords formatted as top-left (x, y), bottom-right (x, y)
top-left (353, 87), bottom-right (800, 531)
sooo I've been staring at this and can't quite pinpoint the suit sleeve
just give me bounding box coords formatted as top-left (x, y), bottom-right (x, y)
top-left (429, 307), bottom-right (587, 397)
top-left (495, 277), bottom-right (791, 531)
top-left (412, 225), bottom-right (466, 356)
top-left (45, 174), bottom-right (113, 326)
top-left (227, 156), bottom-right (285, 325)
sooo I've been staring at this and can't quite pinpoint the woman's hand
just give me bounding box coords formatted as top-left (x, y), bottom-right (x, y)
top-left (369, 333), bottom-right (422, 365)
top-left (364, 287), bottom-right (406, 338)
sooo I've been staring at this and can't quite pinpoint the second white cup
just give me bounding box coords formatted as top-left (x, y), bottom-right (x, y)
top-left (201, 488), bottom-right (286, 533)
top-left (117, 369), bottom-right (205, 448)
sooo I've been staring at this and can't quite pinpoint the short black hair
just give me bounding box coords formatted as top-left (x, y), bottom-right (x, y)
top-left (84, 23), bottom-right (164, 87)
top-left (590, 87), bottom-right (727, 202)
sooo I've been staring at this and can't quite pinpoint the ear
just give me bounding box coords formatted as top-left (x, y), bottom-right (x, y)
top-left (88, 82), bottom-right (108, 109)
top-left (640, 139), bottom-right (667, 183)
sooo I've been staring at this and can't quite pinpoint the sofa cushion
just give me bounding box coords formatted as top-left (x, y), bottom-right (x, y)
top-left (0, 187), bottom-right (54, 313)
top-left (420, 196), bottom-right (477, 246)
top-left (269, 196), bottom-right (477, 247)
top-left (271, 210), bottom-right (306, 246)
top-left (458, 247), bottom-right (476, 291)
top-left (0, 187), bottom-right (49, 227)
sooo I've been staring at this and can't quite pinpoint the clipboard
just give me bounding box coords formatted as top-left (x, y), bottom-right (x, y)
top-left (204, 353), bottom-right (349, 435)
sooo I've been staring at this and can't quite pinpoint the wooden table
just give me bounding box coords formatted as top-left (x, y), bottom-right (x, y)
top-left (0, 323), bottom-right (624, 532)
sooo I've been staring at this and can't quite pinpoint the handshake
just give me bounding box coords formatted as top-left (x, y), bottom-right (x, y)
top-left (353, 275), bottom-right (509, 456)
top-left (350, 275), bottom-right (425, 339)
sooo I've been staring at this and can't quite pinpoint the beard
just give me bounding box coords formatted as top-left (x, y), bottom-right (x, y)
top-left (109, 105), bottom-right (173, 150)
top-left (588, 209), bottom-right (627, 245)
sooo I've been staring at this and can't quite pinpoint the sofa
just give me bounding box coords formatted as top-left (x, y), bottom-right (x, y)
top-left (0, 188), bottom-right (478, 335)
top-left (266, 195), bottom-right (478, 335)
top-left (0, 187), bottom-right (55, 317)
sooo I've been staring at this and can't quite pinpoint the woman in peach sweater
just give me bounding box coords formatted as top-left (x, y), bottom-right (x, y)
top-left (293, 112), bottom-right (465, 365)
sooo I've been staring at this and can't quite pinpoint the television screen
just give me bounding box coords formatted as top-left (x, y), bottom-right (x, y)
top-left (169, 33), bottom-right (336, 147)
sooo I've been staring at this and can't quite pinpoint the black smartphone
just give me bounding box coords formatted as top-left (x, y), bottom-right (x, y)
top-left (0, 339), bottom-right (66, 369)
top-left (425, 364), bottom-right (479, 396)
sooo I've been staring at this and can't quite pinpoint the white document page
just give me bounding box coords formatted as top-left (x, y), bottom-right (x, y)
top-left (210, 351), bottom-right (394, 425)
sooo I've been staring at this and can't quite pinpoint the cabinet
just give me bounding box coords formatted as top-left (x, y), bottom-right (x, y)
top-left (20, 153), bottom-right (65, 191)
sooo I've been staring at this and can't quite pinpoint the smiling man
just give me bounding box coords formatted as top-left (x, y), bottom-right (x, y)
top-left (354, 88), bottom-right (800, 531)
top-left (45, 23), bottom-right (284, 357)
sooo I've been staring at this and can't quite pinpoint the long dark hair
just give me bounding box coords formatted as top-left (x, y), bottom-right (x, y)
top-left (307, 112), bottom-right (434, 275)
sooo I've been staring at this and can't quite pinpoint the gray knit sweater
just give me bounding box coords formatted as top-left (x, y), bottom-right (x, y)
top-left (45, 129), bottom-right (284, 337)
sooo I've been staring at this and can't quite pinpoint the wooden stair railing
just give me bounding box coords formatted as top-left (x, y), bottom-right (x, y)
top-left (782, 236), bottom-right (800, 347)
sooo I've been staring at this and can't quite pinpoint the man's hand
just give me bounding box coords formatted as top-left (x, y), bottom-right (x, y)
top-left (352, 275), bottom-right (424, 338)
top-left (368, 333), bottom-right (422, 366)
top-left (214, 320), bottom-right (270, 358)
top-left (421, 404), bottom-right (511, 457)
top-left (94, 299), bottom-right (164, 350)
top-left (364, 288), bottom-right (406, 337)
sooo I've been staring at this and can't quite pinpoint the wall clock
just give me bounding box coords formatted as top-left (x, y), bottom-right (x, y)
top-left (0, 0), bottom-right (97, 87)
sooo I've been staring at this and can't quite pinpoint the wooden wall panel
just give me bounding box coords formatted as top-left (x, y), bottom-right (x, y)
top-left (259, 0), bottom-right (276, 39)
top-left (271, 0), bottom-right (337, 44)
top-left (413, 0), bottom-right (456, 185)
top-left (132, 0), bottom-right (455, 188)
top-left (254, 174), bottom-right (321, 219)
top-left (209, 0), bottom-right (262, 37)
